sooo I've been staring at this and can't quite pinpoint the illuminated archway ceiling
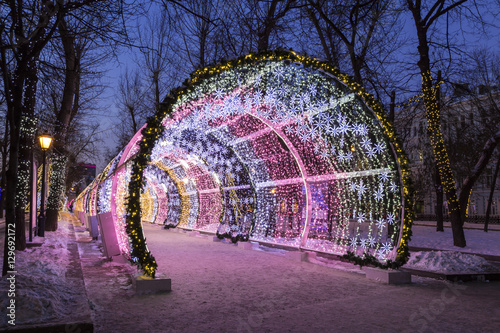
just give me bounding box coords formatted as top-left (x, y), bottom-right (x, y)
top-left (119, 52), bottom-right (414, 277)
top-left (143, 55), bottom-right (409, 262)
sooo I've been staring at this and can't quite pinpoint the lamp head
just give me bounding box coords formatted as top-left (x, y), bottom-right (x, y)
top-left (39, 134), bottom-right (53, 150)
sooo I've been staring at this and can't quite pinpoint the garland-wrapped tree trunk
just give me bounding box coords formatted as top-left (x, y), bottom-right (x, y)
top-left (407, 0), bottom-right (467, 247)
top-left (15, 115), bottom-right (38, 249)
top-left (45, 154), bottom-right (68, 230)
top-left (45, 16), bottom-right (82, 231)
top-left (420, 71), bottom-right (466, 247)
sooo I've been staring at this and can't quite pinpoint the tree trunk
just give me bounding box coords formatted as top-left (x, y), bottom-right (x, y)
top-left (45, 17), bottom-right (81, 231)
top-left (389, 90), bottom-right (395, 125)
top-left (458, 129), bottom-right (500, 221)
top-left (485, 153), bottom-right (500, 232)
top-left (154, 71), bottom-right (160, 112)
top-left (435, 70), bottom-right (443, 232)
top-left (0, 116), bottom-right (9, 219)
top-left (435, 170), bottom-right (444, 232)
top-left (2, 65), bottom-right (25, 275)
top-left (257, 0), bottom-right (289, 52)
top-left (414, 20), bottom-right (466, 246)
top-left (46, 154), bottom-right (68, 231)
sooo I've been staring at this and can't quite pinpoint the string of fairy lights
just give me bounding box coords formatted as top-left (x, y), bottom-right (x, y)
top-left (16, 116), bottom-right (38, 210)
top-left (46, 154), bottom-right (67, 211)
top-left (74, 50), bottom-right (414, 277)
top-left (421, 71), bottom-right (460, 213)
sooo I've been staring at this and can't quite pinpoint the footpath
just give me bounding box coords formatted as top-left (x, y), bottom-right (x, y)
top-left (1, 214), bottom-right (500, 332)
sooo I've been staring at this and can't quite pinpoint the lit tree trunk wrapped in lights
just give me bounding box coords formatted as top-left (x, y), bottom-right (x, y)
top-left (421, 71), bottom-right (466, 246)
top-left (45, 154), bottom-right (68, 230)
top-left (44, 5), bottom-right (126, 229)
top-left (15, 115), bottom-right (38, 250)
top-left (407, 0), bottom-right (467, 247)
top-left (44, 15), bottom-right (80, 231)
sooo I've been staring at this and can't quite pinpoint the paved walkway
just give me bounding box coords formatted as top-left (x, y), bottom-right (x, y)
top-left (2, 216), bottom-right (500, 332)
top-left (76, 222), bottom-right (500, 333)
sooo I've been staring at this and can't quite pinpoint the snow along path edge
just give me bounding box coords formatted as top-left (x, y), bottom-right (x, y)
top-left (0, 218), bottom-right (94, 332)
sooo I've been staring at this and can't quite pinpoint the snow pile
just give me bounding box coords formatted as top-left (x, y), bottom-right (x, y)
top-left (0, 221), bottom-right (85, 328)
top-left (311, 256), bottom-right (364, 274)
top-left (410, 225), bottom-right (500, 256)
top-left (404, 251), bottom-right (497, 273)
top-left (254, 244), bottom-right (288, 255)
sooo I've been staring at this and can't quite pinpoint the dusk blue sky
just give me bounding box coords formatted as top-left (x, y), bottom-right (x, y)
top-left (90, 2), bottom-right (500, 172)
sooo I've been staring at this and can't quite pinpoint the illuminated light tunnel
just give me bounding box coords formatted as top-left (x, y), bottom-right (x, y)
top-left (75, 51), bottom-right (413, 277)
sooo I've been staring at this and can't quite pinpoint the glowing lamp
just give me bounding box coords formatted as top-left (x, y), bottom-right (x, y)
top-left (37, 133), bottom-right (53, 238)
top-left (39, 134), bottom-right (53, 150)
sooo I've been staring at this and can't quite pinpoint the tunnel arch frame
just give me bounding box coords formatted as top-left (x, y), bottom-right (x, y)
top-left (120, 50), bottom-right (414, 278)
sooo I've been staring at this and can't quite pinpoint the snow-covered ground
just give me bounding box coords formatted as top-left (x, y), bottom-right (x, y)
top-left (409, 224), bottom-right (500, 256)
top-left (0, 220), bottom-right (90, 329)
top-left (403, 224), bottom-right (500, 274)
top-left (1, 218), bottom-right (500, 332)
top-left (87, 223), bottom-right (500, 333)
top-left (404, 251), bottom-right (498, 273)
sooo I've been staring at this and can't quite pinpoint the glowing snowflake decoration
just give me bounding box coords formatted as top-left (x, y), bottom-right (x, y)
top-left (358, 124), bottom-right (369, 136)
top-left (356, 180), bottom-right (367, 199)
top-left (338, 151), bottom-right (346, 162)
top-left (345, 151), bottom-right (353, 161)
top-left (373, 187), bottom-right (384, 201)
top-left (387, 213), bottom-right (395, 225)
top-left (381, 242), bottom-right (393, 253)
top-left (273, 67), bottom-right (285, 80)
top-left (215, 89), bottom-right (225, 100)
top-left (278, 86), bottom-right (288, 96)
top-left (359, 238), bottom-right (368, 249)
top-left (308, 84), bottom-right (317, 96)
top-left (374, 143), bottom-right (385, 154)
top-left (284, 126), bottom-right (294, 135)
top-left (377, 249), bottom-right (387, 260)
top-left (349, 182), bottom-right (357, 192)
top-left (389, 182), bottom-right (398, 193)
top-left (366, 147), bottom-right (376, 159)
top-left (361, 137), bottom-right (372, 150)
top-left (379, 172), bottom-right (390, 183)
top-left (376, 218), bottom-right (386, 230)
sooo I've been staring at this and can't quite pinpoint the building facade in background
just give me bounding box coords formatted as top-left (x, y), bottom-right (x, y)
top-left (396, 85), bottom-right (500, 220)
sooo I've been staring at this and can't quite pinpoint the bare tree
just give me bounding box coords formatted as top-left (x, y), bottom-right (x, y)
top-left (0, 88), bottom-right (7, 219)
top-left (112, 68), bottom-right (150, 152)
top-left (307, 1), bottom-right (400, 84)
top-left (135, 6), bottom-right (175, 112)
top-left (36, 2), bottom-right (126, 231)
top-left (447, 50), bottom-right (500, 221)
top-left (1, 1), bottom-right (105, 272)
top-left (404, 0), bottom-right (500, 246)
top-left (163, 0), bottom-right (223, 72)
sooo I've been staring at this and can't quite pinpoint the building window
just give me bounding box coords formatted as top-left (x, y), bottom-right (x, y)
top-left (415, 201), bottom-right (424, 214)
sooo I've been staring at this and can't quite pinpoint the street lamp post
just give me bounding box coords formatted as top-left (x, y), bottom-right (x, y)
top-left (37, 134), bottom-right (52, 237)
